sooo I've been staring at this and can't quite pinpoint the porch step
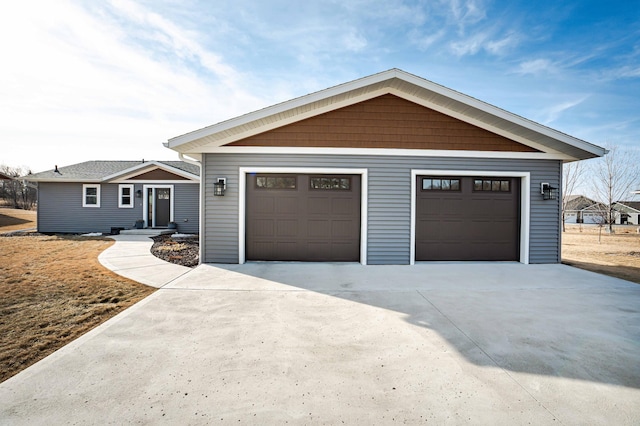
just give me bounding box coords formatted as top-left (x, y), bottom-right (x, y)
top-left (119, 229), bottom-right (174, 236)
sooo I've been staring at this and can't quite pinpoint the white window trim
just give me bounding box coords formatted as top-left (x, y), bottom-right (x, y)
top-left (410, 170), bottom-right (531, 265)
top-left (238, 167), bottom-right (368, 265)
top-left (118, 184), bottom-right (135, 208)
top-left (82, 184), bottom-right (101, 208)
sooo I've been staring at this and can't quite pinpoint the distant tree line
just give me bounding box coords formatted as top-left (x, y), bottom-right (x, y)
top-left (0, 165), bottom-right (37, 210)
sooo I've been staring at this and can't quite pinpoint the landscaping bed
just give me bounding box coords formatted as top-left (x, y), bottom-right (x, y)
top-left (150, 234), bottom-right (199, 267)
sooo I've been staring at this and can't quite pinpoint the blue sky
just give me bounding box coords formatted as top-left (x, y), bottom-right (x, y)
top-left (1, 0), bottom-right (638, 174)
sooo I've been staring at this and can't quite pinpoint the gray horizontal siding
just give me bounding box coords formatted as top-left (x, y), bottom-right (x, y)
top-left (203, 153), bottom-right (561, 264)
top-left (38, 182), bottom-right (200, 235)
top-left (38, 182), bottom-right (144, 234)
top-left (173, 183), bottom-right (200, 234)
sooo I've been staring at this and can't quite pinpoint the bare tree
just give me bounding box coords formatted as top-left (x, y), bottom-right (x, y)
top-left (561, 161), bottom-right (585, 232)
top-left (591, 144), bottom-right (640, 233)
top-left (0, 164), bottom-right (37, 210)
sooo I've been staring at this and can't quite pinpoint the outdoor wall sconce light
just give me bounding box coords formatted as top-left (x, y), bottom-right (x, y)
top-left (135, 189), bottom-right (142, 198)
top-left (213, 178), bottom-right (227, 196)
top-left (541, 182), bottom-right (558, 200)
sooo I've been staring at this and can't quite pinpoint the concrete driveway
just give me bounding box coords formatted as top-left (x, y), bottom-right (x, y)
top-left (1, 263), bottom-right (639, 424)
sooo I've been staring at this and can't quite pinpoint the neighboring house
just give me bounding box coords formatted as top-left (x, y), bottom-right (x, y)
top-left (26, 160), bottom-right (200, 234)
top-left (563, 195), bottom-right (599, 224)
top-left (165, 69), bottom-right (606, 265)
top-left (579, 202), bottom-right (610, 225)
top-left (0, 171), bottom-right (13, 180)
top-left (613, 202), bottom-right (640, 225)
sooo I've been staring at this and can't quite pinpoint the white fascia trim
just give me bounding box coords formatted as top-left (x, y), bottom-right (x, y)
top-left (168, 68), bottom-right (604, 157)
top-left (180, 88), bottom-right (392, 150)
top-left (238, 167), bottom-right (368, 265)
top-left (200, 146), bottom-right (573, 161)
top-left (409, 170), bottom-right (530, 265)
top-left (105, 162), bottom-right (199, 182)
top-left (167, 72), bottom-right (401, 148)
top-left (387, 89), bottom-right (562, 155)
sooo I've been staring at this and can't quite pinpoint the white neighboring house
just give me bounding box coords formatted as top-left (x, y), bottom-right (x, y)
top-left (612, 202), bottom-right (640, 225)
top-left (563, 195), bottom-right (604, 224)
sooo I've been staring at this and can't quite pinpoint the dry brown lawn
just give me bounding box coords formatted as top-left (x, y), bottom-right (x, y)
top-left (562, 224), bottom-right (640, 284)
top-left (0, 210), bottom-right (155, 383)
top-left (0, 207), bottom-right (36, 231)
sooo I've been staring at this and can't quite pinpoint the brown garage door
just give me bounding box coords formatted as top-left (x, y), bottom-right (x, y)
top-left (246, 174), bottom-right (360, 261)
top-left (416, 176), bottom-right (520, 261)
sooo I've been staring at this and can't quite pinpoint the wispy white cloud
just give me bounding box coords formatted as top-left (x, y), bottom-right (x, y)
top-left (449, 30), bottom-right (517, 57)
top-left (515, 59), bottom-right (557, 75)
top-left (410, 29), bottom-right (447, 51)
top-left (446, 0), bottom-right (487, 35)
top-left (342, 29), bottom-right (368, 52)
top-left (541, 96), bottom-right (590, 125)
top-left (485, 33), bottom-right (519, 55)
top-left (0, 0), bottom-right (266, 172)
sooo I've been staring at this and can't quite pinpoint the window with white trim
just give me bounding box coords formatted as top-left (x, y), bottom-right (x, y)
top-left (118, 184), bottom-right (134, 208)
top-left (82, 184), bottom-right (100, 208)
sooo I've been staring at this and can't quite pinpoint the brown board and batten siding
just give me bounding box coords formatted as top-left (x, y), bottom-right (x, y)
top-left (228, 94), bottom-right (539, 153)
top-left (202, 153), bottom-right (561, 265)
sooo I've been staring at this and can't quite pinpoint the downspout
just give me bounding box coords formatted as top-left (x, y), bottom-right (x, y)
top-left (179, 153), bottom-right (204, 265)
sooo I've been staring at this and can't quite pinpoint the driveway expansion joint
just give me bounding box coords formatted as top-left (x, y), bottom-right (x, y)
top-left (415, 289), bottom-right (562, 423)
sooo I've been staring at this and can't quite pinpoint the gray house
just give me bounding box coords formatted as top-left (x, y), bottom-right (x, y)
top-left (165, 69), bottom-right (606, 265)
top-left (27, 160), bottom-right (200, 234)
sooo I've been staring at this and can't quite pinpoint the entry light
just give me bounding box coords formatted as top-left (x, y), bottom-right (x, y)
top-left (213, 178), bottom-right (227, 196)
top-left (541, 182), bottom-right (558, 200)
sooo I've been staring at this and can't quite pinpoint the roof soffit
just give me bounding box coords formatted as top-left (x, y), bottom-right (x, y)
top-left (167, 69), bottom-right (606, 160)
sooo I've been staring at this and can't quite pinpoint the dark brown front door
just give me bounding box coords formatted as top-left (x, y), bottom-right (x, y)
top-left (246, 174), bottom-right (360, 261)
top-left (155, 188), bottom-right (171, 227)
top-left (415, 176), bottom-right (520, 261)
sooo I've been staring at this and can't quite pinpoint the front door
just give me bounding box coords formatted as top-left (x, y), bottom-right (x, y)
top-left (155, 188), bottom-right (171, 227)
top-left (145, 186), bottom-right (173, 228)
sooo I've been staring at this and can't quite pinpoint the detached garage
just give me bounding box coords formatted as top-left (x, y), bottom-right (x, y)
top-left (165, 69), bottom-right (606, 265)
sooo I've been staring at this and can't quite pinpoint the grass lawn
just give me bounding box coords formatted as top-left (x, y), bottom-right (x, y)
top-left (562, 224), bottom-right (640, 284)
top-left (0, 208), bottom-right (155, 383)
top-left (0, 207), bottom-right (36, 231)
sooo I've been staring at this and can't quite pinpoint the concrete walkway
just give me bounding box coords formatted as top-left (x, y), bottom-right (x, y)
top-left (1, 243), bottom-right (640, 424)
top-left (97, 234), bottom-right (194, 288)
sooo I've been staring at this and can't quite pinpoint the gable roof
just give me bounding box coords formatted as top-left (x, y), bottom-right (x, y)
top-left (25, 160), bottom-right (200, 183)
top-left (564, 195), bottom-right (598, 211)
top-left (613, 201), bottom-right (640, 213)
top-left (0, 171), bottom-right (14, 180)
top-left (165, 69), bottom-right (606, 162)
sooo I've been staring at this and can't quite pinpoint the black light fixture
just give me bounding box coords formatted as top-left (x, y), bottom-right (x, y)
top-left (135, 189), bottom-right (142, 198)
top-left (541, 182), bottom-right (558, 200)
top-left (213, 178), bottom-right (227, 196)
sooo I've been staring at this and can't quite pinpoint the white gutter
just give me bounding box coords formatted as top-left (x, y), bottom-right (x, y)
top-left (179, 153), bottom-right (205, 266)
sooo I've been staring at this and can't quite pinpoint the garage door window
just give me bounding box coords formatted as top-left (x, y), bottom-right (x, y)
top-left (422, 178), bottom-right (460, 191)
top-left (474, 179), bottom-right (510, 192)
top-left (310, 176), bottom-right (351, 190)
top-left (256, 175), bottom-right (296, 189)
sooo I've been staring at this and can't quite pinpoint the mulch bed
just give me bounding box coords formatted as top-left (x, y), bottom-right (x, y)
top-left (150, 234), bottom-right (199, 267)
